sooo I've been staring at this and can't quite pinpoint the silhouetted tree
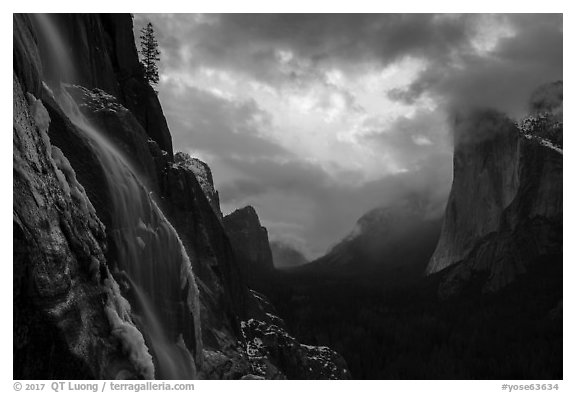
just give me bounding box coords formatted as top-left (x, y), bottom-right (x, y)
top-left (139, 22), bottom-right (160, 90)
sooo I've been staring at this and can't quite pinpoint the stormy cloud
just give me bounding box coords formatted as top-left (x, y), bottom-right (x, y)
top-left (134, 13), bottom-right (562, 258)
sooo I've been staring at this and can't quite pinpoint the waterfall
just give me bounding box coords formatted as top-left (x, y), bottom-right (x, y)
top-left (33, 14), bottom-right (202, 379)
top-left (32, 14), bottom-right (76, 85)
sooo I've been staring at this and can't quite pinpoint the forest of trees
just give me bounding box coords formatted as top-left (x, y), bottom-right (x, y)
top-left (266, 253), bottom-right (562, 379)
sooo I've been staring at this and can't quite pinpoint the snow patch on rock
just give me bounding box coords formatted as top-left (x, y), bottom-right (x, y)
top-left (51, 146), bottom-right (97, 215)
top-left (103, 278), bottom-right (155, 379)
top-left (240, 318), bottom-right (350, 379)
top-left (26, 93), bottom-right (50, 135)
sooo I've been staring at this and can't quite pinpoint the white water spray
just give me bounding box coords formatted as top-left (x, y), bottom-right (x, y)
top-left (34, 14), bottom-right (203, 379)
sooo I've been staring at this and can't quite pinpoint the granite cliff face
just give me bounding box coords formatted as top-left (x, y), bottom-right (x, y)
top-left (173, 152), bottom-right (222, 220)
top-left (427, 106), bottom-right (562, 296)
top-left (13, 13), bottom-right (349, 380)
top-left (156, 152), bottom-right (250, 377)
top-left (223, 206), bottom-right (275, 286)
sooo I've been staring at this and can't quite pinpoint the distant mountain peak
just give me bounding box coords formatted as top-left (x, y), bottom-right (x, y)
top-left (270, 241), bottom-right (309, 269)
top-left (304, 197), bottom-right (442, 275)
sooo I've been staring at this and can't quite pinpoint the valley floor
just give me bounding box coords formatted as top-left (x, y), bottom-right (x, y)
top-left (264, 255), bottom-right (562, 379)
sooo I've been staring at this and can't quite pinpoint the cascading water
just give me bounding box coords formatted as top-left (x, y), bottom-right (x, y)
top-left (33, 14), bottom-right (203, 379)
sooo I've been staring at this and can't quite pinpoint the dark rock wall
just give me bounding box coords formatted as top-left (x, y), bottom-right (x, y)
top-left (173, 152), bottom-right (223, 221)
top-left (158, 162), bottom-right (249, 353)
top-left (65, 85), bottom-right (159, 193)
top-left (28, 13), bottom-right (173, 156)
top-left (13, 15), bottom-right (43, 97)
top-left (223, 206), bottom-right (275, 286)
top-left (100, 14), bottom-right (173, 157)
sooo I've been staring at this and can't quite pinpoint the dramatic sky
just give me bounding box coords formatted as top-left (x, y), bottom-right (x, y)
top-left (133, 14), bottom-right (562, 259)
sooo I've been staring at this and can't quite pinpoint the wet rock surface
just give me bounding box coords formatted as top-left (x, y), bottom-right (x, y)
top-left (65, 84), bottom-right (159, 192)
top-left (158, 157), bottom-right (249, 356)
top-left (14, 75), bottom-right (152, 379)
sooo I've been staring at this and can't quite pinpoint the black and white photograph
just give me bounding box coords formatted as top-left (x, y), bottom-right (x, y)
top-left (11, 5), bottom-right (566, 386)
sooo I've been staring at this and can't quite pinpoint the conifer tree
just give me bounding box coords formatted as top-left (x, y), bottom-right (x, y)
top-left (139, 22), bottom-right (161, 89)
